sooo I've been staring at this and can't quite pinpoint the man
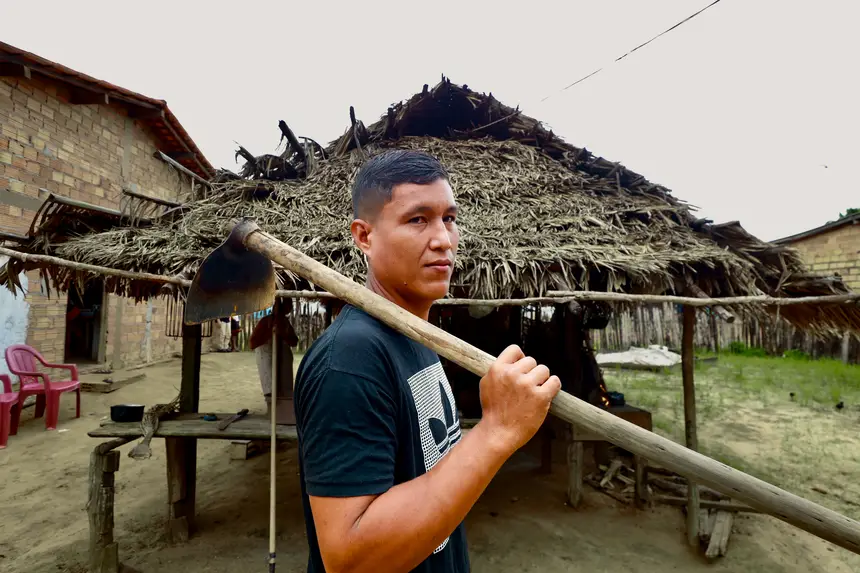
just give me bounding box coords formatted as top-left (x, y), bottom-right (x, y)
top-left (294, 150), bottom-right (561, 573)
top-left (249, 300), bottom-right (299, 422)
top-left (229, 314), bottom-right (241, 351)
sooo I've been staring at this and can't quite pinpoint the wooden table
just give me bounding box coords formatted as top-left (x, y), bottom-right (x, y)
top-left (86, 413), bottom-right (298, 573)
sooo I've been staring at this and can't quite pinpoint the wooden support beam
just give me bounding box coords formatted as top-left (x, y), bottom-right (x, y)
top-left (165, 323), bottom-right (201, 543)
top-left (682, 305), bottom-right (699, 547)
top-left (567, 435), bottom-right (584, 507)
top-left (687, 280), bottom-right (735, 323)
top-left (2, 243), bottom-right (858, 313)
top-left (180, 323), bottom-right (201, 413)
top-left (634, 455), bottom-right (648, 507)
top-left (154, 151), bottom-right (211, 187)
top-left (165, 437), bottom-right (196, 543)
top-left (165, 151), bottom-right (195, 161)
top-left (540, 422), bottom-right (553, 474)
top-left (128, 107), bottom-right (165, 120)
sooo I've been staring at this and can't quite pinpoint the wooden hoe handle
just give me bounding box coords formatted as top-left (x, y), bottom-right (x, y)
top-left (244, 226), bottom-right (860, 555)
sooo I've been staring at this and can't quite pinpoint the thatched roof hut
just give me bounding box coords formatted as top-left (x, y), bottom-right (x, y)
top-left (2, 78), bottom-right (858, 335)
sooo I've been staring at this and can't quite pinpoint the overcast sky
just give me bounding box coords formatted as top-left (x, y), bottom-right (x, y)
top-left (3, 1), bottom-right (857, 242)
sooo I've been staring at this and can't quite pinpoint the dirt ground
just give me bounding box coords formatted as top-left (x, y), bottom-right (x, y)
top-left (1, 351), bottom-right (858, 573)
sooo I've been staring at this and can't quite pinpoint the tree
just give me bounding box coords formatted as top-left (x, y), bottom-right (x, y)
top-left (838, 207), bottom-right (859, 219)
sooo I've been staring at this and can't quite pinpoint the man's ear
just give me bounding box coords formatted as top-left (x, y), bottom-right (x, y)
top-left (350, 218), bottom-right (372, 257)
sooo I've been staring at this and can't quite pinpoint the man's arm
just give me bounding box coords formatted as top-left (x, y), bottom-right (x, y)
top-left (309, 344), bottom-right (560, 573)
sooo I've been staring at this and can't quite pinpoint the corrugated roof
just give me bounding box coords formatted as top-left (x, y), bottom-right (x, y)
top-left (0, 41), bottom-right (214, 180)
top-left (773, 213), bottom-right (860, 245)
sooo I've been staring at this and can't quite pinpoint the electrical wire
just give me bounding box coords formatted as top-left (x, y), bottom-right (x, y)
top-left (539, 0), bottom-right (724, 103)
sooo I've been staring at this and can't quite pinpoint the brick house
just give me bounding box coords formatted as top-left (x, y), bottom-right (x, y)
top-left (774, 213), bottom-right (860, 291)
top-left (774, 212), bottom-right (860, 362)
top-left (0, 41), bottom-right (215, 375)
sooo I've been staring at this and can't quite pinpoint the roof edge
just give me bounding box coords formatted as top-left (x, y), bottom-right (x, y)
top-left (772, 212), bottom-right (860, 245)
top-left (0, 41), bottom-right (215, 179)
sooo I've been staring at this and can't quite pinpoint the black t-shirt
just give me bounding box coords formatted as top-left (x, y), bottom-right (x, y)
top-left (294, 305), bottom-right (469, 573)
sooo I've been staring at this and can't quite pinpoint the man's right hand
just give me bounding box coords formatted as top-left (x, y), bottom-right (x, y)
top-left (477, 344), bottom-right (561, 456)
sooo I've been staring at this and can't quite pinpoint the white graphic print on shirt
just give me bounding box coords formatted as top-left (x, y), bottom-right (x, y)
top-left (406, 361), bottom-right (462, 553)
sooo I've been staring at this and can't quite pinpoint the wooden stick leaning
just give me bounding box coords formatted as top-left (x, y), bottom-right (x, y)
top-left (241, 225), bottom-right (860, 556)
top-left (269, 309), bottom-right (278, 572)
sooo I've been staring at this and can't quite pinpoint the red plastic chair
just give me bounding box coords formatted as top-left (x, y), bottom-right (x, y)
top-left (1, 374), bottom-right (20, 448)
top-left (5, 344), bottom-right (80, 430)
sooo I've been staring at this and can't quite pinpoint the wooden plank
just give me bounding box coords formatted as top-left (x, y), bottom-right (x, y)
top-left (89, 414), bottom-right (299, 441)
top-left (706, 511), bottom-right (734, 559)
top-left (654, 495), bottom-right (761, 513)
top-left (567, 437), bottom-right (584, 507)
top-left (683, 305), bottom-right (699, 547)
top-left (81, 373), bottom-right (146, 394)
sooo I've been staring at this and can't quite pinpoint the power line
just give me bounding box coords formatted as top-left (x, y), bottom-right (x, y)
top-left (539, 0), bottom-right (724, 103)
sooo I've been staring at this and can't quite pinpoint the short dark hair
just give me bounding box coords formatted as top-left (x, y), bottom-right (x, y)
top-left (351, 149), bottom-right (449, 220)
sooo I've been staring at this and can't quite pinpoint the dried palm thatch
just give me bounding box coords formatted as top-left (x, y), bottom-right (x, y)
top-left (1, 78), bottom-right (857, 333)
top-left (54, 135), bottom-right (768, 296)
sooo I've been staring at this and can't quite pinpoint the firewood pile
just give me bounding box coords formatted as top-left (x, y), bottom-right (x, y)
top-left (587, 461), bottom-right (757, 559)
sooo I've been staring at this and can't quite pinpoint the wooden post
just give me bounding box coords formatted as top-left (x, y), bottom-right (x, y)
top-left (324, 299), bottom-right (333, 328)
top-left (682, 305), bottom-right (699, 546)
top-left (166, 322), bottom-right (201, 543)
top-left (567, 426), bottom-right (584, 507)
top-left (634, 455), bottom-right (648, 507)
top-left (540, 422), bottom-right (553, 474)
top-left (87, 444), bottom-right (124, 573)
top-left (180, 322), bottom-right (201, 413)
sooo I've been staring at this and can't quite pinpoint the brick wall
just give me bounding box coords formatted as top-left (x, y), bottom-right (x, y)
top-left (1, 75), bottom-right (196, 367)
top-left (788, 222), bottom-right (860, 291)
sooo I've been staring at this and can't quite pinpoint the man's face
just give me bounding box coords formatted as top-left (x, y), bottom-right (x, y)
top-left (354, 178), bottom-right (459, 306)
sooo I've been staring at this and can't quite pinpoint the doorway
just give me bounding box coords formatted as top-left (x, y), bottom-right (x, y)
top-left (64, 279), bottom-right (105, 363)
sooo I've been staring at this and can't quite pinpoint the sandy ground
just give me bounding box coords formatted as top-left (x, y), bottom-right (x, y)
top-left (1, 352), bottom-right (858, 573)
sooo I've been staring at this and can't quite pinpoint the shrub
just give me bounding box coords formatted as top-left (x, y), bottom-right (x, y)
top-left (726, 342), bottom-right (768, 357)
